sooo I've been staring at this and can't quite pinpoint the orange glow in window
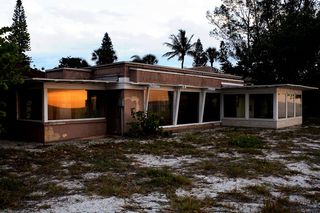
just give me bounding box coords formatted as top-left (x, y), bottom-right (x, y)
top-left (149, 90), bottom-right (169, 102)
top-left (48, 90), bottom-right (87, 109)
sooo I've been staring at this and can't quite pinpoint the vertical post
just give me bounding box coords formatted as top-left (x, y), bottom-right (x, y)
top-left (220, 93), bottom-right (224, 121)
top-left (273, 91), bottom-right (278, 121)
top-left (293, 92), bottom-right (296, 117)
top-left (285, 90), bottom-right (288, 119)
top-left (173, 88), bottom-right (181, 125)
top-left (144, 86), bottom-right (150, 112)
top-left (198, 91), bottom-right (206, 123)
top-left (245, 93), bottom-right (249, 120)
top-left (43, 84), bottom-right (48, 122)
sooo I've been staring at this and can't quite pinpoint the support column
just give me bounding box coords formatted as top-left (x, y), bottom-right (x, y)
top-left (220, 93), bottom-right (224, 121)
top-left (198, 91), bottom-right (206, 123)
top-left (144, 86), bottom-right (150, 112)
top-left (245, 93), bottom-right (249, 120)
top-left (43, 84), bottom-right (48, 122)
top-left (273, 91), bottom-right (278, 120)
top-left (173, 88), bottom-right (181, 125)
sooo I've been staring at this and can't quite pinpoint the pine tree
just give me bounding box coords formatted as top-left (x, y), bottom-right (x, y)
top-left (92, 32), bottom-right (117, 65)
top-left (189, 39), bottom-right (208, 67)
top-left (9, 0), bottom-right (30, 53)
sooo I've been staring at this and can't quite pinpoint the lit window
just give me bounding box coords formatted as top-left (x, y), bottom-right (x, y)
top-left (48, 89), bottom-right (105, 120)
top-left (147, 90), bottom-right (173, 125)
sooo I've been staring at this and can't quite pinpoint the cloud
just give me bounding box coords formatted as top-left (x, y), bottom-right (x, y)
top-left (0, 0), bottom-right (222, 69)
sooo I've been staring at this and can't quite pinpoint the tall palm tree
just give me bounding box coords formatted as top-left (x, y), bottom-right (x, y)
top-left (205, 47), bottom-right (219, 69)
top-left (130, 54), bottom-right (158, 65)
top-left (163, 29), bottom-right (195, 68)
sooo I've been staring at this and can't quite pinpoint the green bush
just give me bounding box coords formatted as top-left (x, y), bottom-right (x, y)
top-left (229, 134), bottom-right (264, 148)
top-left (128, 110), bottom-right (164, 137)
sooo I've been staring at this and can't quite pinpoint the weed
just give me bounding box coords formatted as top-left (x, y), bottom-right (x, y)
top-left (245, 185), bottom-right (270, 196)
top-left (260, 198), bottom-right (297, 213)
top-left (137, 168), bottom-right (191, 191)
top-left (229, 134), bottom-right (264, 148)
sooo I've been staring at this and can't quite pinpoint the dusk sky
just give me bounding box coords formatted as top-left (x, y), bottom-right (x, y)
top-left (0, 0), bottom-right (221, 69)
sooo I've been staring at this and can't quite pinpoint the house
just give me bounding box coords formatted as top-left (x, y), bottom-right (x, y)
top-left (9, 62), bottom-right (316, 143)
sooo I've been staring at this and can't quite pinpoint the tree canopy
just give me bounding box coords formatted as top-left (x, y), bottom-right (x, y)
top-left (205, 47), bottom-right (219, 69)
top-left (92, 32), bottom-right (117, 65)
top-left (163, 29), bottom-right (195, 68)
top-left (9, 0), bottom-right (31, 65)
top-left (0, 27), bottom-right (29, 133)
top-left (207, 0), bottom-right (320, 85)
top-left (131, 54), bottom-right (159, 65)
top-left (189, 39), bottom-right (208, 67)
top-left (57, 56), bottom-right (89, 68)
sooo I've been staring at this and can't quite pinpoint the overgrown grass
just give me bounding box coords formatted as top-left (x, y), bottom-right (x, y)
top-left (260, 198), bottom-right (298, 213)
top-left (137, 168), bottom-right (192, 191)
top-left (229, 134), bottom-right (264, 148)
top-left (170, 196), bottom-right (215, 213)
top-left (245, 185), bottom-right (270, 196)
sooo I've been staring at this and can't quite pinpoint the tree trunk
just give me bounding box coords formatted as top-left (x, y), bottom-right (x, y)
top-left (181, 58), bottom-right (184, 69)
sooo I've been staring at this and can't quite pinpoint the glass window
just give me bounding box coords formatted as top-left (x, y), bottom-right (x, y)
top-left (178, 92), bottom-right (199, 124)
top-left (249, 94), bottom-right (273, 119)
top-left (278, 93), bottom-right (286, 119)
top-left (19, 89), bottom-right (43, 120)
top-left (295, 94), bottom-right (302, 117)
top-left (147, 90), bottom-right (173, 125)
top-left (287, 93), bottom-right (294, 118)
top-left (48, 89), bottom-right (105, 120)
top-left (224, 94), bottom-right (245, 118)
top-left (203, 93), bottom-right (220, 122)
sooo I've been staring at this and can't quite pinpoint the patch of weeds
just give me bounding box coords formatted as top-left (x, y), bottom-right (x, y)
top-left (181, 132), bottom-right (206, 144)
top-left (85, 175), bottom-right (130, 197)
top-left (44, 184), bottom-right (67, 197)
top-left (277, 185), bottom-right (303, 195)
top-left (261, 198), bottom-right (298, 213)
top-left (245, 184), bottom-right (270, 196)
top-left (229, 134), bottom-right (264, 148)
top-left (217, 189), bottom-right (252, 202)
top-left (304, 192), bottom-right (320, 202)
top-left (0, 176), bottom-right (30, 209)
top-left (170, 196), bottom-right (215, 213)
top-left (137, 168), bottom-right (191, 191)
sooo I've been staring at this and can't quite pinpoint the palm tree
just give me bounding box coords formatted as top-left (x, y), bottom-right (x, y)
top-left (130, 54), bottom-right (159, 65)
top-left (163, 29), bottom-right (195, 68)
top-left (131, 55), bottom-right (143, 63)
top-left (142, 54), bottom-right (158, 65)
top-left (205, 47), bottom-right (219, 69)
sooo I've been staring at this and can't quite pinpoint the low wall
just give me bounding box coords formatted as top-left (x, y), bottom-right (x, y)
top-left (222, 117), bottom-right (303, 129)
top-left (44, 119), bottom-right (107, 143)
top-left (222, 118), bottom-right (277, 128)
top-left (162, 122), bottom-right (220, 132)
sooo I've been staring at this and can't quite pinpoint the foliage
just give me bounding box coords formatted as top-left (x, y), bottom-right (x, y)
top-left (128, 110), bottom-right (164, 137)
top-left (0, 27), bottom-right (29, 134)
top-left (92, 32), bottom-right (117, 65)
top-left (163, 29), bottom-right (195, 68)
top-left (205, 47), bottom-right (219, 69)
top-left (207, 0), bottom-right (320, 85)
top-left (57, 56), bottom-right (89, 68)
top-left (8, 0), bottom-right (31, 65)
top-left (189, 38), bottom-right (208, 67)
top-left (229, 134), bottom-right (264, 148)
top-left (131, 54), bottom-right (158, 65)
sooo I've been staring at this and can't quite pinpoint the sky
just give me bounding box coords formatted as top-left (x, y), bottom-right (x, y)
top-left (0, 0), bottom-right (222, 70)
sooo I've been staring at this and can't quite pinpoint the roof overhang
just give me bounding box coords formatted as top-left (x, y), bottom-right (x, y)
top-left (219, 84), bottom-right (318, 91)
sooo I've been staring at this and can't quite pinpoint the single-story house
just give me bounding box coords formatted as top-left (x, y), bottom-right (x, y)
top-left (8, 62), bottom-right (317, 143)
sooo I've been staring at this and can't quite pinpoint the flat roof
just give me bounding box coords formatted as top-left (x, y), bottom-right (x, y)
top-left (219, 84), bottom-right (318, 91)
top-left (26, 78), bottom-right (117, 84)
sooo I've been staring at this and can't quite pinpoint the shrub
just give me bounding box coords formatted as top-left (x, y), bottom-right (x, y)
top-left (229, 134), bottom-right (264, 148)
top-left (128, 110), bottom-right (164, 137)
